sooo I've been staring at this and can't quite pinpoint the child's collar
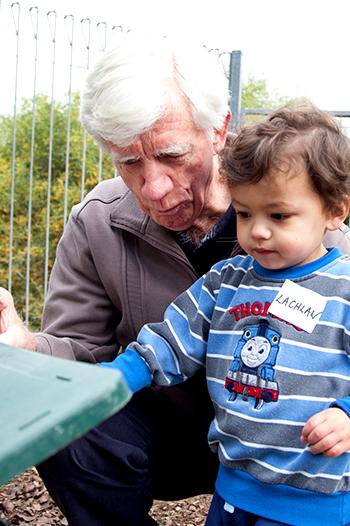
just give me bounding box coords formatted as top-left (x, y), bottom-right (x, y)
top-left (253, 247), bottom-right (342, 279)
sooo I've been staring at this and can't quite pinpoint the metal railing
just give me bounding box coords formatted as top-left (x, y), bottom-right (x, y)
top-left (240, 109), bottom-right (350, 135)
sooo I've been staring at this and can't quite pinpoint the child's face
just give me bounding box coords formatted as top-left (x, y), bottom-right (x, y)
top-left (230, 167), bottom-right (338, 270)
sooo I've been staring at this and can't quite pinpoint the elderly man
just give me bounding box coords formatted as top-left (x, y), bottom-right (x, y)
top-left (0, 34), bottom-right (349, 526)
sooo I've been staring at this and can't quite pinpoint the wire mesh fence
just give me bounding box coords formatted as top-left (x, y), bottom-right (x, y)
top-left (0, 2), bottom-right (239, 329)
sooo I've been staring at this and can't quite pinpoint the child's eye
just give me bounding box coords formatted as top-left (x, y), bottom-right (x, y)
top-left (235, 211), bottom-right (250, 219)
top-left (271, 213), bottom-right (289, 220)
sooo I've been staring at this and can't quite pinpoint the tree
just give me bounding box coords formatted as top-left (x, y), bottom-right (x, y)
top-left (241, 77), bottom-right (275, 109)
top-left (240, 77), bottom-right (312, 123)
top-left (0, 94), bottom-right (114, 329)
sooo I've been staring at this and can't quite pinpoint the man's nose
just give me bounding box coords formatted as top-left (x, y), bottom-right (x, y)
top-left (141, 162), bottom-right (174, 201)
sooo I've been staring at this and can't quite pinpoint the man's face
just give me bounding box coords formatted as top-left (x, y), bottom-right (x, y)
top-left (110, 104), bottom-right (227, 231)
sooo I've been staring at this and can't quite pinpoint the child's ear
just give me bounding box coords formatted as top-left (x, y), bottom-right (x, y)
top-left (326, 199), bottom-right (350, 231)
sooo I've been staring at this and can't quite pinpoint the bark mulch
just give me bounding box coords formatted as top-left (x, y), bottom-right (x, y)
top-left (0, 469), bottom-right (211, 526)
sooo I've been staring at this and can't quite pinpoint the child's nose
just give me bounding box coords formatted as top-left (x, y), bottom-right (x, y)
top-left (251, 221), bottom-right (272, 240)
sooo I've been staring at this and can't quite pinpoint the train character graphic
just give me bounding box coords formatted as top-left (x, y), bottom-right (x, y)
top-left (225, 319), bottom-right (280, 410)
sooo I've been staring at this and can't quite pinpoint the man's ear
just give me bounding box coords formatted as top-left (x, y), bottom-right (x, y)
top-left (213, 111), bottom-right (231, 154)
top-left (326, 199), bottom-right (350, 231)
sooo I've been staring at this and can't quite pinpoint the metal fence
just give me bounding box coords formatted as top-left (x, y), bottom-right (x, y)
top-left (241, 109), bottom-right (350, 136)
top-left (0, 1), bottom-right (241, 328)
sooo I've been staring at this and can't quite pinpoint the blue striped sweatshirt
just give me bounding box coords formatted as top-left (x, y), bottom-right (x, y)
top-left (102, 247), bottom-right (350, 525)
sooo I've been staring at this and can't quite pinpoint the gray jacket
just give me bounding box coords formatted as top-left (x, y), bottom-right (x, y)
top-left (36, 178), bottom-right (198, 361)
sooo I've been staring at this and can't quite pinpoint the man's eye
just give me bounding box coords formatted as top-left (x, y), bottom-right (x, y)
top-left (123, 159), bottom-right (139, 166)
top-left (158, 154), bottom-right (184, 162)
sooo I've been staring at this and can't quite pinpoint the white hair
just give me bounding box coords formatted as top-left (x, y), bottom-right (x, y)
top-left (80, 33), bottom-right (230, 150)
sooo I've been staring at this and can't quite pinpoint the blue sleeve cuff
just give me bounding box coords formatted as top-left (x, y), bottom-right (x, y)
top-left (99, 348), bottom-right (153, 394)
top-left (330, 396), bottom-right (350, 417)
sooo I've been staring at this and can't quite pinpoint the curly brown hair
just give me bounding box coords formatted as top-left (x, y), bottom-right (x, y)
top-left (220, 105), bottom-right (350, 215)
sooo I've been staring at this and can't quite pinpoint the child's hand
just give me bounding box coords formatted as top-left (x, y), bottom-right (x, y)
top-left (300, 407), bottom-right (350, 457)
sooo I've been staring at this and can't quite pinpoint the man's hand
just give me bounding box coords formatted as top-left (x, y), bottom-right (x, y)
top-left (0, 287), bottom-right (36, 351)
top-left (301, 407), bottom-right (350, 457)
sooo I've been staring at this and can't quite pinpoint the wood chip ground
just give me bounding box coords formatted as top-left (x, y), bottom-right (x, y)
top-left (0, 469), bottom-right (211, 525)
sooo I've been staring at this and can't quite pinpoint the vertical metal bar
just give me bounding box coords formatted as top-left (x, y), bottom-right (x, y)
top-left (96, 21), bottom-right (107, 51)
top-left (63, 14), bottom-right (74, 227)
top-left (98, 149), bottom-right (103, 183)
top-left (111, 22), bottom-right (127, 180)
top-left (44, 10), bottom-right (57, 297)
top-left (80, 17), bottom-right (91, 200)
top-left (25, 6), bottom-right (39, 325)
top-left (111, 24), bottom-right (127, 180)
top-left (228, 50), bottom-right (242, 129)
top-left (8, 2), bottom-right (20, 293)
top-left (96, 21), bottom-right (107, 183)
top-left (217, 51), bottom-right (231, 82)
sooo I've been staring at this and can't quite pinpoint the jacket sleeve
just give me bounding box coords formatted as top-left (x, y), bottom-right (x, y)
top-left (330, 397), bottom-right (350, 417)
top-left (35, 211), bottom-right (121, 362)
top-left (107, 264), bottom-right (223, 388)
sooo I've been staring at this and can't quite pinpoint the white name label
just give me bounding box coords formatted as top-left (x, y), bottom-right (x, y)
top-left (268, 280), bottom-right (327, 333)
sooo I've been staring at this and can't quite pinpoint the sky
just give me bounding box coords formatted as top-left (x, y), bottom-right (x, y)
top-left (0, 0), bottom-right (350, 115)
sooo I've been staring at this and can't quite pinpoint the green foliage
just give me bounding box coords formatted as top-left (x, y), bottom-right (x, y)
top-left (0, 94), bottom-right (114, 330)
top-left (241, 77), bottom-right (274, 109)
top-left (240, 77), bottom-right (312, 124)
